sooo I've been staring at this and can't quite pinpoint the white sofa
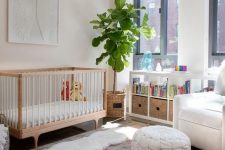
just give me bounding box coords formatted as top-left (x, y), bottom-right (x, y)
top-left (174, 61), bottom-right (225, 150)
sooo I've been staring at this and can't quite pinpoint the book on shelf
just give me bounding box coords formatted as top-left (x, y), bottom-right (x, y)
top-left (169, 80), bottom-right (191, 99)
top-left (150, 83), bottom-right (167, 98)
top-left (132, 78), bottom-right (191, 99)
top-left (132, 82), bottom-right (149, 96)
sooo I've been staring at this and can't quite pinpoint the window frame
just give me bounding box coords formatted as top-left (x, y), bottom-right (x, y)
top-left (209, 0), bottom-right (225, 67)
top-left (133, 0), bottom-right (178, 70)
top-left (134, 0), bottom-right (177, 56)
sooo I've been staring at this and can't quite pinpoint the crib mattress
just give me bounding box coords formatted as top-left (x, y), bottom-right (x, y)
top-left (8, 101), bottom-right (103, 128)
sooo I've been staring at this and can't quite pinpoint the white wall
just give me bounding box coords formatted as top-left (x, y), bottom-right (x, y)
top-left (116, 0), bottom-right (134, 92)
top-left (178, 0), bottom-right (209, 73)
top-left (0, 0), bottom-right (112, 70)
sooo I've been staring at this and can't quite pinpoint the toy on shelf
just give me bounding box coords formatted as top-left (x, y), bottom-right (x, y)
top-left (175, 65), bottom-right (187, 71)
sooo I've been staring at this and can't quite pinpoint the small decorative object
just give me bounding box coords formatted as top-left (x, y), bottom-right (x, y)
top-left (156, 63), bottom-right (162, 72)
top-left (140, 51), bottom-right (153, 71)
top-left (70, 81), bottom-right (87, 101)
top-left (175, 65), bottom-right (187, 71)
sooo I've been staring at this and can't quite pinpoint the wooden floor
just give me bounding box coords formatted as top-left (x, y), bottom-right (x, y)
top-left (9, 117), bottom-right (201, 150)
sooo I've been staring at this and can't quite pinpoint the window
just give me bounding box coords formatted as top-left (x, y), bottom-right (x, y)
top-left (134, 0), bottom-right (178, 70)
top-left (209, 0), bottom-right (225, 68)
top-left (216, 0), bottom-right (225, 54)
top-left (135, 0), bottom-right (178, 55)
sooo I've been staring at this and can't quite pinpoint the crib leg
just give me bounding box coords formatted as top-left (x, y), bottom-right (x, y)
top-left (33, 134), bottom-right (40, 150)
top-left (95, 119), bottom-right (99, 129)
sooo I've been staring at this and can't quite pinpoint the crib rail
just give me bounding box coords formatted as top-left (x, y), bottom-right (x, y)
top-left (0, 68), bottom-right (107, 130)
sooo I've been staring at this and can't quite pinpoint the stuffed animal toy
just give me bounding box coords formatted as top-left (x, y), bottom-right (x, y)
top-left (61, 80), bottom-right (70, 100)
top-left (70, 81), bottom-right (87, 101)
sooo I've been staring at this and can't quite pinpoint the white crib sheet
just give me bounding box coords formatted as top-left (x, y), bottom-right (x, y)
top-left (8, 100), bottom-right (103, 128)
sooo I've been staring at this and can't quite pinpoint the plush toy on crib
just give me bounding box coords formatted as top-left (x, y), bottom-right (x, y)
top-left (61, 80), bottom-right (70, 100)
top-left (70, 81), bottom-right (87, 101)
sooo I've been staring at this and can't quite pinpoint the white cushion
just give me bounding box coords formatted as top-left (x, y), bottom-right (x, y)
top-left (179, 108), bottom-right (222, 130)
top-left (131, 126), bottom-right (191, 150)
top-left (215, 60), bottom-right (225, 96)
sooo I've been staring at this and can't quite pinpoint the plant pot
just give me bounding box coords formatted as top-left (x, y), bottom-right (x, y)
top-left (107, 91), bottom-right (125, 118)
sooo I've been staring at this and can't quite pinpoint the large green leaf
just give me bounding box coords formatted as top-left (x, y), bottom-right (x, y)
top-left (140, 26), bottom-right (156, 40)
top-left (90, 20), bottom-right (100, 25)
top-left (113, 50), bottom-right (121, 59)
top-left (96, 53), bottom-right (109, 65)
top-left (108, 31), bottom-right (123, 41)
top-left (115, 0), bottom-right (126, 9)
top-left (104, 40), bottom-right (117, 53)
top-left (118, 43), bottom-right (129, 54)
top-left (111, 9), bottom-right (127, 20)
top-left (114, 58), bottom-right (124, 72)
top-left (108, 57), bottom-right (115, 66)
top-left (97, 13), bottom-right (107, 20)
top-left (119, 18), bottom-right (132, 30)
top-left (142, 13), bottom-right (149, 26)
top-left (92, 37), bottom-right (101, 47)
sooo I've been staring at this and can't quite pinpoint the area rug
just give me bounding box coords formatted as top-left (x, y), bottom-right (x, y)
top-left (47, 127), bottom-right (137, 150)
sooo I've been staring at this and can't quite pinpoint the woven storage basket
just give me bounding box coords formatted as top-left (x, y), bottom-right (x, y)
top-left (107, 91), bottom-right (125, 118)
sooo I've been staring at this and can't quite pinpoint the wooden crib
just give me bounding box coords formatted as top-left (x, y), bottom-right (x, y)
top-left (0, 67), bottom-right (107, 148)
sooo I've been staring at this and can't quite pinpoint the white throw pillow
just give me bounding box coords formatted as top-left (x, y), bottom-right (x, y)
top-left (215, 60), bottom-right (225, 96)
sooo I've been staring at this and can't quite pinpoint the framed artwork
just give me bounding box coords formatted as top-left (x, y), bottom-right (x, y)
top-left (8, 0), bottom-right (59, 45)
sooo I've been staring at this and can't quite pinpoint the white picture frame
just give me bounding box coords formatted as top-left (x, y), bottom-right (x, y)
top-left (8, 0), bottom-right (60, 45)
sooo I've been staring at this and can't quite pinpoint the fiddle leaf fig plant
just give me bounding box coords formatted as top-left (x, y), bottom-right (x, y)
top-left (90, 0), bottom-right (155, 92)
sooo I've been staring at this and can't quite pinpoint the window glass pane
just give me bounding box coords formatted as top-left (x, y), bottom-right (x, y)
top-left (140, 0), bottom-right (161, 54)
top-left (167, 0), bottom-right (178, 55)
top-left (217, 0), bottom-right (225, 53)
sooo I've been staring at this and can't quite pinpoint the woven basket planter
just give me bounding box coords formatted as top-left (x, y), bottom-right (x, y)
top-left (107, 91), bottom-right (125, 118)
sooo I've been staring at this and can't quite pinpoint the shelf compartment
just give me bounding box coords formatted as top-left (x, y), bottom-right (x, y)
top-left (132, 95), bottom-right (148, 116)
top-left (150, 98), bottom-right (167, 120)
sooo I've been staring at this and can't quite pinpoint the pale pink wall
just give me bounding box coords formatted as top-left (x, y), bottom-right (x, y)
top-left (0, 0), bottom-right (112, 70)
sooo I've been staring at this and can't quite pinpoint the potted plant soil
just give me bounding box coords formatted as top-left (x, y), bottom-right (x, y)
top-left (90, 0), bottom-right (155, 117)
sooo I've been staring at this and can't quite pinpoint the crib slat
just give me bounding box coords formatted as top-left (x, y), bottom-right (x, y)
top-left (59, 75), bottom-right (62, 120)
top-left (81, 73), bottom-right (84, 114)
top-left (48, 75), bottom-right (52, 122)
top-left (0, 77), bottom-right (2, 115)
top-left (18, 75), bottom-right (23, 130)
top-left (54, 75), bottom-right (57, 122)
top-left (97, 72), bottom-right (100, 111)
top-left (26, 77), bottom-right (29, 128)
top-left (69, 75), bottom-right (71, 118)
top-left (94, 72), bottom-right (97, 112)
top-left (38, 76), bottom-right (41, 126)
top-left (12, 78), bottom-right (15, 128)
top-left (85, 73), bottom-right (88, 114)
top-left (64, 74), bottom-right (66, 119)
top-left (73, 74), bottom-right (76, 116)
top-left (44, 76), bottom-right (47, 124)
top-left (90, 73), bottom-right (93, 113)
top-left (9, 78), bottom-right (12, 127)
top-left (104, 71), bottom-right (107, 110)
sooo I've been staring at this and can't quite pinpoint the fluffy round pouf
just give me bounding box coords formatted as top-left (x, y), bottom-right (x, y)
top-left (0, 124), bottom-right (9, 150)
top-left (132, 126), bottom-right (191, 150)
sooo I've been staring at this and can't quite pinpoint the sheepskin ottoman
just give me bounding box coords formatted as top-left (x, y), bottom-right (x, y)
top-left (132, 126), bottom-right (191, 150)
top-left (0, 124), bottom-right (9, 150)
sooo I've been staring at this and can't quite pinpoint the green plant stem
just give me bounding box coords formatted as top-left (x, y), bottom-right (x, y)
top-left (113, 70), bottom-right (117, 94)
